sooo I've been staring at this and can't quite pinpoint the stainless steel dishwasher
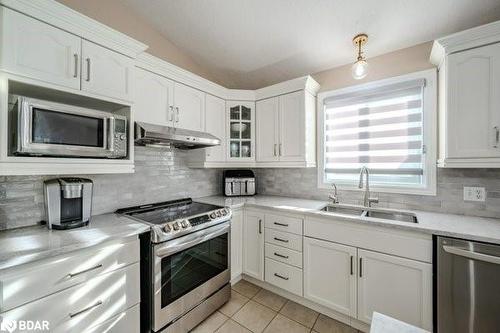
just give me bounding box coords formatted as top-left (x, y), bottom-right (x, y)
top-left (436, 236), bottom-right (500, 333)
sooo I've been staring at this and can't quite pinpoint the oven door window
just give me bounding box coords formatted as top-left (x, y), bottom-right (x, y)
top-left (161, 233), bottom-right (228, 308)
top-left (32, 108), bottom-right (104, 147)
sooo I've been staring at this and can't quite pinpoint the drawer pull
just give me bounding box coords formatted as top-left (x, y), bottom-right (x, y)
top-left (274, 252), bottom-right (289, 259)
top-left (273, 237), bottom-right (289, 243)
top-left (273, 222), bottom-right (289, 227)
top-left (67, 264), bottom-right (103, 278)
top-left (274, 273), bottom-right (289, 281)
top-left (69, 300), bottom-right (103, 318)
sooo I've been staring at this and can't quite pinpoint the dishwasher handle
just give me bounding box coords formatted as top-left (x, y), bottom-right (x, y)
top-left (443, 245), bottom-right (500, 265)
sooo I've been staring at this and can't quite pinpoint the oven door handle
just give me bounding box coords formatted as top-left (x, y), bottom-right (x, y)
top-left (155, 222), bottom-right (230, 258)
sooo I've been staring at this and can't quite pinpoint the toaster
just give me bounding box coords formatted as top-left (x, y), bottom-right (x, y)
top-left (223, 170), bottom-right (256, 196)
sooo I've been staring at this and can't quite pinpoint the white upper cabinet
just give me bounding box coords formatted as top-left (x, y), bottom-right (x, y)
top-left (204, 94), bottom-right (226, 162)
top-left (303, 237), bottom-right (357, 318)
top-left (227, 101), bottom-right (256, 161)
top-left (173, 83), bottom-right (205, 132)
top-left (446, 43), bottom-right (500, 159)
top-left (256, 90), bottom-right (316, 166)
top-left (134, 67), bottom-right (174, 126)
top-left (431, 22), bottom-right (500, 167)
top-left (357, 249), bottom-right (432, 330)
top-left (81, 40), bottom-right (134, 102)
top-left (256, 97), bottom-right (280, 162)
top-left (0, 7), bottom-right (81, 90)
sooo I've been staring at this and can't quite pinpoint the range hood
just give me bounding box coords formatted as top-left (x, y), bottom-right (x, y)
top-left (134, 122), bottom-right (220, 149)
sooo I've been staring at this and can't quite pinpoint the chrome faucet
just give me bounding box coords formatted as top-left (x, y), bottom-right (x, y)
top-left (358, 167), bottom-right (379, 207)
top-left (329, 183), bottom-right (339, 204)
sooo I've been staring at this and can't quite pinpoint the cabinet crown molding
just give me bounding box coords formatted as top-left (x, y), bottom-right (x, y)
top-left (0, 0), bottom-right (148, 58)
top-left (137, 53), bottom-right (320, 102)
top-left (430, 19), bottom-right (500, 68)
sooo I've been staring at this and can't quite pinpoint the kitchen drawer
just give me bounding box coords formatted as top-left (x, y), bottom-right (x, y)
top-left (265, 228), bottom-right (302, 251)
top-left (265, 213), bottom-right (303, 235)
top-left (0, 237), bottom-right (139, 311)
top-left (305, 217), bottom-right (432, 263)
top-left (265, 243), bottom-right (302, 268)
top-left (265, 258), bottom-right (303, 296)
top-left (86, 304), bottom-right (139, 333)
top-left (1, 263), bottom-right (140, 333)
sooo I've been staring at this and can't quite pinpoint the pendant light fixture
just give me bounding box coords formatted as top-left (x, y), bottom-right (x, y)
top-left (351, 34), bottom-right (369, 80)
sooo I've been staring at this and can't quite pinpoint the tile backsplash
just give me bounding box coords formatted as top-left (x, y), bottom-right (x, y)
top-left (0, 147), bottom-right (222, 230)
top-left (255, 168), bottom-right (500, 218)
top-left (1, 150), bottom-right (500, 230)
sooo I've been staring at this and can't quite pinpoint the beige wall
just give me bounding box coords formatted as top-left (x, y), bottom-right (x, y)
top-left (55, 0), bottom-right (217, 83)
top-left (312, 42), bottom-right (434, 92)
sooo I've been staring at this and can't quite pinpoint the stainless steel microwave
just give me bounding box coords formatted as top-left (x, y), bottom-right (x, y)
top-left (11, 96), bottom-right (127, 158)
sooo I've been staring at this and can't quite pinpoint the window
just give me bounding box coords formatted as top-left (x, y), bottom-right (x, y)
top-left (318, 70), bottom-right (437, 195)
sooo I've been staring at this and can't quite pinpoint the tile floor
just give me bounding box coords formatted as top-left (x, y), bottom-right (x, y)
top-left (191, 280), bottom-right (361, 333)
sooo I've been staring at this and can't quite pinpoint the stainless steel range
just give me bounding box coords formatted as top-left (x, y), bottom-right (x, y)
top-left (116, 198), bottom-right (231, 333)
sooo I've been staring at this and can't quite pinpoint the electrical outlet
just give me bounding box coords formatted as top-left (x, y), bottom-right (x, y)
top-left (463, 187), bottom-right (486, 202)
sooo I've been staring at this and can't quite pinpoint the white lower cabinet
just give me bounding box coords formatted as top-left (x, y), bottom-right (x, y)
top-left (303, 237), bottom-right (357, 317)
top-left (1, 263), bottom-right (140, 333)
top-left (243, 210), bottom-right (264, 280)
top-left (86, 304), bottom-right (139, 333)
top-left (265, 258), bottom-right (303, 296)
top-left (357, 249), bottom-right (432, 330)
top-left (231, 209), bottom-right (243, 281)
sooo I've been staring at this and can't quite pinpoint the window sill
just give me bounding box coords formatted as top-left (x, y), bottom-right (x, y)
top-left (318, 182), bottom-right (437, 196)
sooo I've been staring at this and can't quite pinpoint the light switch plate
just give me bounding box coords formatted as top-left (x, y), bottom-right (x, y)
top-left (463, 187), bottom-right (486, 202)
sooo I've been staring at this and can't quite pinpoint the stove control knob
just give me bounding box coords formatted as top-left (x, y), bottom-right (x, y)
top-left (163, 224), bottom-right (172, 233)
top-left (221, 209), bottom-right (228, 216)
top-left (210, 212), bottom-right (217, 219)
top-left (172, 222), bottom-right (180, 231)
top-left (181, 220), bottom-right (189, 228)
top-left (216, 211), bottom-right (221, 217)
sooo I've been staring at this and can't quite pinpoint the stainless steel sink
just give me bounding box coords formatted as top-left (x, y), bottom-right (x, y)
top-left (320, 205), bottom-right (364, 216)
top-left (362, 209), bottom-right (418, 223)
top-left (320, 204), bottom-right (418, 223)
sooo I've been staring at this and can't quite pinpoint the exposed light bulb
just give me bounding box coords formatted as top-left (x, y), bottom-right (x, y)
top-left (351, 34), bottom-right (369, 80)
top-left (352, 59), bottom-right (369, 80)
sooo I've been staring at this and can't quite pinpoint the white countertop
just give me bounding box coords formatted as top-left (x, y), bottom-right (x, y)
top-left (196, 195), bottom-right (500, 244)
top-left (0, 214), bottom-right (149, 271)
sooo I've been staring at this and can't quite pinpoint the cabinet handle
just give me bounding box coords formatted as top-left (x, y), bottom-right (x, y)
top-left (494, 126), bottom-right (499, 148)
top-left (175, 107), bottom-right (180, 123)
top-left (279, 143), bottom-right (282, 156)
top-left (85, 58), bottom-right (91, 82)
top-left (69, 300), bottom-right (103, 318)
top-left (350, 256), bottom-right (353, 275)
top-left (274, 273), bottom-right (289, 281)
top-left (73, 54), bottom-right (78, 78)
top-left (273, 237), bottom-right (289, 243)
top-left (359, 257), bottom-right (363, 278)
top-left (258, 219), bottom-right (262, 234)
top-left (274, 144), bottom-right (277, 156)
top-left (67, 264), bottom-right (103, 278)
top-left (273, 222), bottom-right (289, 227)
top-left (169, 106), bottom-right (174, 122)
top-left (274, 252), bottom-right (289, 259)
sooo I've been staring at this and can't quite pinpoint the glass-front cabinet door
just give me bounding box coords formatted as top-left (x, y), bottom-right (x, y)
top-left (227, 101), bottom-right (255, 161)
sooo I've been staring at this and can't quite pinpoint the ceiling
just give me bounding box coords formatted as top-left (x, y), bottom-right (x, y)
top-left (122, 0), bottom-right (500, 89)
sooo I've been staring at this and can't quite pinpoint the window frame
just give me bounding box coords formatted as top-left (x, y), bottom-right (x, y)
top-left (317, 69), bottom-right (437, 196)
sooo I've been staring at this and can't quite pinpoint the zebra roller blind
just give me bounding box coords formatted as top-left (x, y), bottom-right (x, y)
top-left (323, 78), bottom-right (426, 186)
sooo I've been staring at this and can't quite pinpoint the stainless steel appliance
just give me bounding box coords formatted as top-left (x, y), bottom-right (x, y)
top-left (135, 121), bottom-right (220, 149)
top-left (436, 236), bottom-right (500, 332)
top-left (224, 169), bottom-right (255, 196)
top-left (11, 96), bottom-right (127, 158)
top-left (43, 178), bottom-right (93, 229)
top-left (116, 199), bottom-right (231, 333)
